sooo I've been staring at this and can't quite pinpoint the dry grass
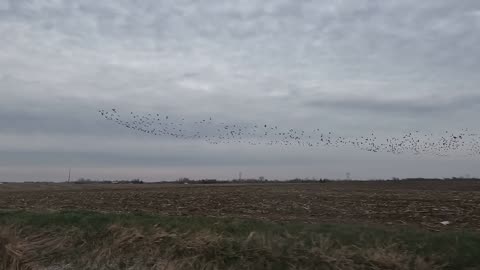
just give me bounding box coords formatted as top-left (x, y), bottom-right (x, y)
top-left (1, 210), bottom-right (478, 269)
top-left (0, 224), bottom-right (447, 270)
top-left (0, 227), bottom-right (72, 270)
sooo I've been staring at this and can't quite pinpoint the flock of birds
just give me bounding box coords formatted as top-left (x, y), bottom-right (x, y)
top-left (99, 109), bottom-right (480, 157)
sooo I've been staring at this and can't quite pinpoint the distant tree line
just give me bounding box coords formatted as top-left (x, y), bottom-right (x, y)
top-left (74, 178), bottom-right (144, 184)
top-left (9, 176), bottom-right (480, 184)
top-left (173, 177), bottom-right (480, 184)
top-left (394, 177), bottom-right (480, 181)
top-left (175, 177), bottom-right (331, 184)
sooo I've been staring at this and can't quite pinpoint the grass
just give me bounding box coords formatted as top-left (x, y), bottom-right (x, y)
top-left (0, 210), bottom-right (479, 269)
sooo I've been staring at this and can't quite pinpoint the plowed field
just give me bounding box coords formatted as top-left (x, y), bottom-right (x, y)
top-left (1, 181), bottom-right (479, 231)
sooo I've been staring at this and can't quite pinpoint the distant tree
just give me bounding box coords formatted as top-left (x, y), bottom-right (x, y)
top-left (75, 178), bottom-right (92, 184)
top-left (177, 177), bottom-right (191, 183)
top-left (131, 179), bottom-right (143, 184)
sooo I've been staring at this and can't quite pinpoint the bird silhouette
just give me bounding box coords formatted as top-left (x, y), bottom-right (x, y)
top-left (97, 109), bottom-right (480, 157)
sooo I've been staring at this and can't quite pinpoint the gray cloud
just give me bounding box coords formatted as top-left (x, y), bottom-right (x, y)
top-left (1, 0), bottom-right (480, 181)
top-left (306, 93), bottom-right (480, 114)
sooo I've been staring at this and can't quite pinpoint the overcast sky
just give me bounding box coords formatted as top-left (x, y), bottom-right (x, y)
top-left (1, 0), bottom-right (480, 181)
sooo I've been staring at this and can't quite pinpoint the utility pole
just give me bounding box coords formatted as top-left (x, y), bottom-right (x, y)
top-left (68, 168), bottom-right (71, 183)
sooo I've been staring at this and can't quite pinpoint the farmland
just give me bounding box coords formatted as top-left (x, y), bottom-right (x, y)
top-left (1, 180), bottom-right (480, 269)
top-left (1, 180), bottom-right (480, 231)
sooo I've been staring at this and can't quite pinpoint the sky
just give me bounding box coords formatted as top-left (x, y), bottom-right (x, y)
top-left (1, 0), bottom-right (480, 182)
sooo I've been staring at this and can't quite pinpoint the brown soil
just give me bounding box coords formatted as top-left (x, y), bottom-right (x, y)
top-left (1, 181), bottom-right (480, 231)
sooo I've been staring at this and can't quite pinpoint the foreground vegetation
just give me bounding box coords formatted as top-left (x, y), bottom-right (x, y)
top-left (0, 211), bottom-right (479, 270)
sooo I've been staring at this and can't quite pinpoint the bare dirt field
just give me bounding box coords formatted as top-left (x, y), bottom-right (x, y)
top-left (1, 180), bottom-right (479, 231)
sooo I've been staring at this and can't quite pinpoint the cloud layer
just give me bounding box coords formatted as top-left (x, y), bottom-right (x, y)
top-left (1, 0), bottom-right (480, 181)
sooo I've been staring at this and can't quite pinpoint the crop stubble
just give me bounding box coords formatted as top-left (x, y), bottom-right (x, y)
top-left (1, 181), bottom-right (479, 231)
